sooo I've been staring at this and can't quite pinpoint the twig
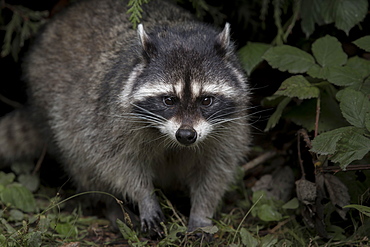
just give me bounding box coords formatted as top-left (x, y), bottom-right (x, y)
top-left (318, 164), bottom-right (370, 173)
top-left (242, 150), bottom-right (277, 172)
top-left (0, 93), bottom-right (23, 109)
top-left (297, 129), bottom-right (312, 149)
top-left (268, 215), bottom-right (295, 234)
top-left (297, 131), bottom-right (305, 179)
top-left (314, 96), bottom-right (321, 138)
top-left (32, 144), bottom-right (47, 175)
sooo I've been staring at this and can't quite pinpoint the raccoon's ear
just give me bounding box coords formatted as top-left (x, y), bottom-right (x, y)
top-left (215, 23), bottom-right (232, 57)
top-left (137, 24), bottom-right (157, 59)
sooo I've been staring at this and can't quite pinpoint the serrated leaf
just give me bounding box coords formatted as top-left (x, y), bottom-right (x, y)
top-left (312, 35), bottom-right (347, 67)
top-left (275, 75), bottom-right (319, 99)
top-left (334, 0), bottom-right (368, 35)
top-left (263, 45), bottom-right (315, 73)
top-left (311, 127), bottom-right (350, 155)
top-left (300, 0), bottom-right (324, 37)
top-left (312, 126), bottom-right (370, 169)
top-left (321, 0), bottom-right (338, 24)
top-left (0, 183), bottom-right (37, 212)
top-left (240, 228), bottom-right (258, 247)
top-left (330, 128), bottom-right (370, 169)
top-left (326, 66), bottom-right (363, 86)
top-left (238, 42), bottom-right (271, 76)
top-left (264, 97), bottom-right (291, 131)
top-left (361, 77), bottom-right (370, 95)
top-left (262, 95), bottom-right (285, 107)
top-left (346, 56), bottom-right (370, 79)
top-left (353, 36), bottom-right (370, 52)
top-left (307, 64), bottom-right (330, 79)
top-left (337, 88), bottom-right (370, 128)
top-left (366, 113), bottom-right (370, 132)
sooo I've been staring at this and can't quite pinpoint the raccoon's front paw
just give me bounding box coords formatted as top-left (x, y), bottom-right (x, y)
top-left (187, 217), bottom-right (214, 241)
top-left (140, 208), bottom-right (165, 237)
top-left (139, 194), bottom-right (165, 237)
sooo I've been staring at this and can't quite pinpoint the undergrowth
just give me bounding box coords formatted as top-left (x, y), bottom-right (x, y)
top-left (0, 0), bottom-right (370, 246)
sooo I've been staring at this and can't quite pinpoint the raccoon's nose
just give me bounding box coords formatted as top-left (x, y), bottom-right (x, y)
top-left (176, 127), bottom-right (197, 146)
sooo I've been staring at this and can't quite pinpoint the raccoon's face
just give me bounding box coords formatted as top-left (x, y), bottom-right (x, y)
top-left (124, 23), bottom-right (249, 147)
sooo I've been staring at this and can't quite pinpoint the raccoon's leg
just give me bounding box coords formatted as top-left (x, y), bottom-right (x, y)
top-left (104, 163), bottom-right (165, 235)
top-left (0, 108), bottom-right (45, 164)
top-left (187, 166), bottom-right (232, 232)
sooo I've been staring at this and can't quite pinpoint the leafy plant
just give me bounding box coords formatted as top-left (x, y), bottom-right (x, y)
top-left (126, 0), bottom-right (150, 29)
top-left (0, 3), bottom-right (48, 61)
top-left (255, 35), bottom-right (370, 169)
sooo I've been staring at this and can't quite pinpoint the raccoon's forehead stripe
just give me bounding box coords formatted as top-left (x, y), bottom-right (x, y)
top-left (191, 83), bottom-right (238, 97)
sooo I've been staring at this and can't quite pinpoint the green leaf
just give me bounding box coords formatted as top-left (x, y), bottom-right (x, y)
top-left (300, 0), bottom-right (324, 37)
top-left (282, 197), bottom-right (299, 209)
top-left (311, 127), bottom-right (346, 155)
top-left (264, 97), bottom-right (291, 131)
top-left (312, 35), bottom-right (347, 67)
top-left (312, 126), bottom-right (370, 169)
top-left (361, 77), bottom-right (370, 95)
top-left (55, 222), bottom-right (78, 238)
top-left (260, 234), bottom-right (278, 247)
top-left (263, 45), bottom-right (315, 73)
top-left (307, 64), bottom-right (330, 79)
top-left (238, 42), bottom-right (271, 76)
top-left (257, 204), bottom-right (283, 222)
top-left (326, 66), bottom-right (363, 86)
top-left (366, 113), bottom-right (370, 132)
top-left (26, 231), bottom-right (42, 247)
top-left (18, 174), bottom-right (40, 192)
top-left (117, 219), bottom-right (143, 244)
top-left (334, 0), bottom-right (368, 35)
top-left (199, 225), bottom-right (219, 234)
top-left (275, 75), bottom-right (319, 99)
top-left (353, 36), bottom-right (370, 52)
top-left (0, 183), bottom-right (37, 212)
top-left (9, 209), bottom-right (24, 221)
top-left (331, 129), bottom-right (370, 169)
top-left (321, 0), bottom-right (338, 24)
top-left (344, 204), bottom-right (370, 217)
top-left (337, 88), bottom-right (370, 128)
top-left (0, 172), bottom-right (15, 186)
top-left (240, 228), bottom-right (258, 247)
top-left (346, 56), bottom-right (370, 79)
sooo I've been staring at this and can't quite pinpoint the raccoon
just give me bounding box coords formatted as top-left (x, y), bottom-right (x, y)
top-left (0, 0), bottom-right (251, 235)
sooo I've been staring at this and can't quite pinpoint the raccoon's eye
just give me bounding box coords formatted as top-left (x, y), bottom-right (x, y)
top-left (163, 96), bottom-right (176, 106)
top-left (201, 96), bottom-right (213, 106)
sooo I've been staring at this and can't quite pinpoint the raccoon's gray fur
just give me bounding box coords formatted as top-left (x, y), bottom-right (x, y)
top-left (0, 0), bottom-right (251, 234)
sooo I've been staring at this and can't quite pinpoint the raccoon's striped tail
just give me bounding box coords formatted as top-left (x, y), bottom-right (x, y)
top-left (0, 108), bottom-right (45, 164)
